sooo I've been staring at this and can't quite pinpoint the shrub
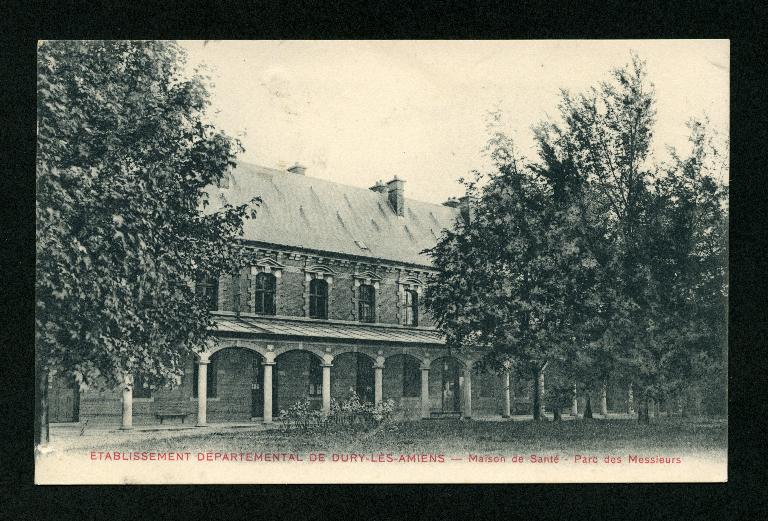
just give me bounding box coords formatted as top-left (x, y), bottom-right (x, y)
top-left (277, 392), bottom-right (397, 433)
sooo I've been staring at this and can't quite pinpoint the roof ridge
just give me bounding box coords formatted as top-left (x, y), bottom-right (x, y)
top-left (235, 161), bottom-right (459, 209)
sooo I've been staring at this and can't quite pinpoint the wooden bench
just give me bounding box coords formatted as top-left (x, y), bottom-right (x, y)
top-left (154, 401), bottom-right (190, 424)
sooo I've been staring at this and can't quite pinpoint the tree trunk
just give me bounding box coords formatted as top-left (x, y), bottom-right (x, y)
top-left (638, 396), bottom-right (651, 424)
top-left (538, 370), bottom-right (545, 419)
top-left (627, 383), bottom-right (634, 415)
top-left (35, 360), bottom-right (50, 447)
top-left (599, 380), bottom-right (608, 417)
top-left (532, 367), bottom-right (543, 421)
top-left (571, 384), bottom-right (578, 417)
top-left (584, 395), bottom-right (593, 419)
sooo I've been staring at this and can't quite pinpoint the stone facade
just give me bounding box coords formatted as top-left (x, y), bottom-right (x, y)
top-left (48, 164), bottom-right (544, 427)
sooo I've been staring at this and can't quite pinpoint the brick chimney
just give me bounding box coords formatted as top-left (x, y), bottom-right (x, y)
top-left (459, 195), bottom-right (476, 223)
top-left (387, 176), bottom-right (405, 216)
top-left (369, 180), bottom-right (387, 194)
top-left (442, 196), bottom-right (460, 208)
top-left (287, 163), bottom-right (306, 175)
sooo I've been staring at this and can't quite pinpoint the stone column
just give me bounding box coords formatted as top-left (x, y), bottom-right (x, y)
top-left (374, 363), bottom-right (384, 406)
top-left (196, 359), bottom-right (209, 427)
top-left (120, 373), bottom-right (133, 430)
top-left (502, 372), bottom-right (511, 418)
top-left (321, 362), bottom-right (332, 416)
top-left (600, 381), bottom-right (608, 417)
top-left (420, 365), bottom-right (431, 419)
top-left (262, 361), bottom-right (275, 423)
top-left (571, 384), bottom-right (578, 416)
top-left (463, 363), bottom-right (473, 419)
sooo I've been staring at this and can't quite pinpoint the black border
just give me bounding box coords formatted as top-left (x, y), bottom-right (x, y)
top-left (4, 1), bottom-right (767, 519)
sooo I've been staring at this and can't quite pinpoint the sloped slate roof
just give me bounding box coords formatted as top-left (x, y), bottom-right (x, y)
top-left (210, 163), bottom-right (459, 267)
top-left (212, 315), bottom-right (446, 345)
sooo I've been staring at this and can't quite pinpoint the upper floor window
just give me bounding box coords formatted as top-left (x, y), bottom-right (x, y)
top-left (358, 284), bottom-right (376, 323)
top-left (404, 289), bottom-right (419, 326)
top-left (254, 273), bottom-right (277, 315)
top-left (309, 279), bottom-right (328, 319)
top-left (196, 277), bottom-right (218, 311)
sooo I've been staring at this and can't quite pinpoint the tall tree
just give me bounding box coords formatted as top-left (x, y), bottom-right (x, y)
top-left (36, 41), bottom-right (257, 445)
top-left (532, 54), bottom-right (727, 422)
top-left (425, 129), bottom-right (600, 420)
top-left (531, 54), bottom-right (662, 420)
top-left (635, 119), bottom-right (728, 419)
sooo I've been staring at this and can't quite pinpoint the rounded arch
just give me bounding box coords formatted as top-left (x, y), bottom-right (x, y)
top-left (383, 349), bottom-right (427, 365)
top-left (202, 343), bottom-right (268, 361)
top-left (429, 353), bottom-right (467, 368)
top-left (330, 346), bottom-right (378, 362)
top-left (272, 345), bottom-right (326, 363)
top-left (194, 344), bottom-right (268, 421)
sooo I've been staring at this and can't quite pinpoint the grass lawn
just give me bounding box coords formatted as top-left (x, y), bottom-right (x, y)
top-left (71, 417), bottom-right (727, 457)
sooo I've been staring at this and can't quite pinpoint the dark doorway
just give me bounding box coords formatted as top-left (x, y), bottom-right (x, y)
top-left (49, 374), bottom-right (79, 423)
top-left (251, 357), bottom-right (264, 418)
top-left (356, 355), bottom-right (375, 403)
top-left (441, 359), bottom-right (461, 413)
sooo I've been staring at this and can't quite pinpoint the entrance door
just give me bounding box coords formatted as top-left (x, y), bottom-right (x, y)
top-left (441, 360), bottom-right (461, 413)
top-left (251, 357), bottom-right (264, 418)
top-left (49, 374), bottom-right (79, 423)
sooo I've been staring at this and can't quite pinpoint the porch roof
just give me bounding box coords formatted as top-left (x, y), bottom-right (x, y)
top-left (211, 315), bottom-right (446, 346)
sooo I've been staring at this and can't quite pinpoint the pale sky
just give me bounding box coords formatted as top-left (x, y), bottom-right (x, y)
top-left (180, 40), bottom-right (729, 205)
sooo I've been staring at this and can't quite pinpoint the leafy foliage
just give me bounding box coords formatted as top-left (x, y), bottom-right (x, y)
top-left (426, 54), bottom-right (727, 422)
top-left (36, 41), bottom-right (258, 399)
top-left (277, 393), bottom-right (397, 434)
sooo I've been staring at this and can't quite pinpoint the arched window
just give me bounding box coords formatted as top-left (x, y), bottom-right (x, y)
top-left (254, 273), bottom-right (277, 315)
top-left (195, 277), bottom-right (219, 311)
top-left (309, 279), bottom-right (328, 319)
top-left (404, 289), bottom-right (419, 326)
top-left (358, 284), bottom-right (376, 323)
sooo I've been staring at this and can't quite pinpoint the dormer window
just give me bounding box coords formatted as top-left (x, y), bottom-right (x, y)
top-left (404, 289), bottom-right (419, 326)
top-left (358, 284), bottom-right (376, 323)
top-left (309, 279), bottom-right (328, 319)
top-left (254, 272), bottom-right (277, 315)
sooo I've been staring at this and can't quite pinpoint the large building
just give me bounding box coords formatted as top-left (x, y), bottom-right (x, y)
top-left (49, 163), bottom-right (530, 427)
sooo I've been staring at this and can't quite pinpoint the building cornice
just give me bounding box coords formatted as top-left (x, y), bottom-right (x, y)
top-left (238, 239), bottom-right (438, 273)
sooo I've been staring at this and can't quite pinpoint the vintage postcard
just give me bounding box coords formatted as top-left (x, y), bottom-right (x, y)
top-left (35, 39), bottom-right (728, 484)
